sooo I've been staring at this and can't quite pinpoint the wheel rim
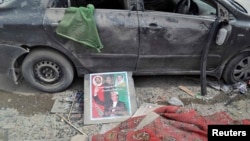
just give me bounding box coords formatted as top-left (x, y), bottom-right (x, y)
top-left (34, 60), bottom-right (62, 84)
top-left (233, 56), bottom-right (250, 81)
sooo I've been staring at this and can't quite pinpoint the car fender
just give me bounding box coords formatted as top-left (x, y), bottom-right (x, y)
top-left (0, 44), bottom-right (28, 83)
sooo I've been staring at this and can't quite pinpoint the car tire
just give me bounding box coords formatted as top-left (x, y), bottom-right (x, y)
top-left (223, 52), bottom-right (250, 84)
top-left (21, 49), bottom-right (74, 93)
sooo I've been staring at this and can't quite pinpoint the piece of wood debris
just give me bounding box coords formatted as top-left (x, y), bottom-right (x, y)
top-left (178, 86), bottom-right (195, 97)
top-left (68, 93), bottom-right (77, 121)
top-left (56, 113), bottom-right (87, 136)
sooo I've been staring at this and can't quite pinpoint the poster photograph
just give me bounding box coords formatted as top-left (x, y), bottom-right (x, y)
top-left (84, 71), bottom-right (137, 124)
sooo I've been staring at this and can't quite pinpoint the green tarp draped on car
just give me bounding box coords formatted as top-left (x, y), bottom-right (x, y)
top-left (56, 4), bottom-right (103, 52)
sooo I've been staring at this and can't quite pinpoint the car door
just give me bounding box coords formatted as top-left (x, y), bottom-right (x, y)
top-left (136, 0), bottom-right (220, 74)
top-left (43, 0), bottom-right (139, 73)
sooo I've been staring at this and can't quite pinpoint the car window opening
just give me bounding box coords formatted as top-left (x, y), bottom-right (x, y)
top-left (144, 0), bottom-right (216, 16)
top-left (49, 0), bottom-right (217, 16)
top-left (50, 0), bottom-right (127, 10)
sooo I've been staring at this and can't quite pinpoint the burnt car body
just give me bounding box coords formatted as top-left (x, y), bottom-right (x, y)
top-left (0, 0), bottom-right (250, 92)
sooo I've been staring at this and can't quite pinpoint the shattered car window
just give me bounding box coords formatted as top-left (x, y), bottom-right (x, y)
top-left (144, 0), bottom-right (176, 12)
top-left (49, 0), bottom-right (126, 10)
top-left (143, 0), bottom-right (216, 16)
top-left (48, 0), bottom-right (69, 7)
top-left (193, 0), bottom-right (216, 15)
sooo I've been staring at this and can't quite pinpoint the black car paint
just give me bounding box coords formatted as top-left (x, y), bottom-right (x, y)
top-left (0, 0), bottom-right (250, 89)
top-left (0, 44), bottom-right (28, 82)
top-left (43, 6), bottom-right (140, 74)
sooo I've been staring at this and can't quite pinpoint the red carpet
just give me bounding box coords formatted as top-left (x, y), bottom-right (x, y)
top-left (91, 106), bottom-right (250, 141)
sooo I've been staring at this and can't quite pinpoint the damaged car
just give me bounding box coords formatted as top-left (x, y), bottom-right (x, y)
top-left (0, 0), bottom-right (250, 93)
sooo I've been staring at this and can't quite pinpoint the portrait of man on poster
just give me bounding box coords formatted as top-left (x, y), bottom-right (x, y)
top-left (115, 74), bottom-right (126, 87)
top-left (93, 90), bottom-right (128, 117)
top-left (92, 75), bottom-right (103, 87)
top-left (86, 72), bottom-right (136, 124)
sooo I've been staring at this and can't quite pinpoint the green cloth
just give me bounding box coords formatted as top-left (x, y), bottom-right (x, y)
top-left (56, 4), bottom-right (104, 52)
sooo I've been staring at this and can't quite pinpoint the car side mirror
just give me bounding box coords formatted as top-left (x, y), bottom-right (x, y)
top-left (216, 24), bottom-right (231, 46)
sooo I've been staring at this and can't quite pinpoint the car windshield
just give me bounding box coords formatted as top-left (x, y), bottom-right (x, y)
top-left (229, 0), bottom-right (250, 15)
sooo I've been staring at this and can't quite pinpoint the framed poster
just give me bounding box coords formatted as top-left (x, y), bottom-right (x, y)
top-left (84, 71), bottom-right (138, 124)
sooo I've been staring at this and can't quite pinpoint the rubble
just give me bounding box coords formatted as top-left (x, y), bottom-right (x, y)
top-left (178, 85), bottom-right (196, 96)
top-left (168, 97), bottom-right (184, 106)
top-left (1, 75), bottom-right (250, 140)
top-left (207, 80), bottom-right (249, 94)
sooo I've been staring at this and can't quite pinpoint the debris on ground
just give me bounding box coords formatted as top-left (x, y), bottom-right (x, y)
top-left (1, 75), bottom-right (250, 140)
top-left (71, 134), bottom-right (88, 141)
top-left (224, 93), bottom-right (240, 106)
top-left (56, 113), bottom-right (86, 135)
top-left (51, 91), bottom-right (83, 114)
top-left (207, 80), bottom-right (248, 94)
top-left (98, 123), bottom-right (120, 134)
top-left (178, 85), bottom-right (196, 96)
top-left (49, 78), bottom-right (249, 141)
top-left (168, 97), bottom-right (184, 106)
top-left (50, 91), bottom-right (88, 139)
top-left (232, 81), bottom-right (248, 94)
top-left (90, 105), bottom-right (250, 141)
top-left (132, 103), bottom-right (162, 117)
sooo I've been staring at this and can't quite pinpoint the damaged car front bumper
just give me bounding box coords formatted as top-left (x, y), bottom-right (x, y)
top-left (0, 44), bottom-right (28, 83)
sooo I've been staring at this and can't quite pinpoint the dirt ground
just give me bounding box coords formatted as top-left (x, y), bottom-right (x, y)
top-left (133, 75), bottom-right (250, 120)
top-left (1, 75), bottom-right (249, 120)
top-left (0, 75), bottom-right (250, 141)
top-left (0, 90), bottom-right (54, 115)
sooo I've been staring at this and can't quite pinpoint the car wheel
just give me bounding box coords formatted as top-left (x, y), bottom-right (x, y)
top-left (223, 52), bottom-right (250, 84)
top-left (21, 49), bottom-right (74, 93)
